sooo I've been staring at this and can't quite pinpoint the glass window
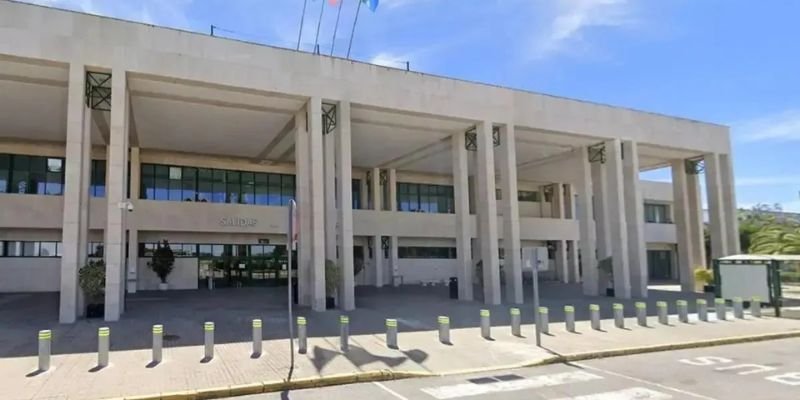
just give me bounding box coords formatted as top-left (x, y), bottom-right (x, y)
top-left (398, 246), bottom-right (456, 259)
top-left (281, 174), bottom-right (295, 205)
top-left (645, 203), bottom-right (670, 223)
top-left (45, 158), bottom-right (63, 195)
top-left (10, 155), bottom-right (29, 194)
top-left (212, 244), bottom-right (224, 257)
top-left (352, 179), bottom-right (361, 209)
top-left (212, 170), bottom-right (226, 203)
top-left (197, 168), bottom-right (213, 202)
top-left (23, 241), bottom-right (39, 257)
top-left (89, 242), bottom-right (104, 257)
top-left (0, 240), bottom-right (4, 256)
top-left (226, 171), bottom-right (240, 203)
top-left (198, 244), bottom-right (213, 257)
top-left (518, 190), bottom-right (539, 202)
top-left (182, 167), bottom-right (197, 201)
top-left (168, 166), bottom-right (182, 201)
top-left (91, 160), bottom-right (106, 197)
top-left (154, 165), bottom-right (169, 200)
top-left (140, 164), bottom-right (154, 199)
top-left (241, 172), bottom-right (255, 205)
top-left (39, 242), bottom-right (57, 257)
top-left (396, 182), bottom-right (454, 214)
top-left (255, 173), bottom-right (269, 205)
top-left (268, 174), bottom-right (281, 205)
top-left (0, 154), bottom-right (9, 193)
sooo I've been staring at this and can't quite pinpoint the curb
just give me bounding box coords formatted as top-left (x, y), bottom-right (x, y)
top-left (110, 330), bottom-right (800, 400)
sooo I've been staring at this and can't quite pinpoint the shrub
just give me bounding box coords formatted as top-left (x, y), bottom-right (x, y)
top-left (694, 268), bottom-right (714, 285)
top-left (148, 240), bottom-right (175, 284)
top-left (79, 259), bottom-right (106, 304)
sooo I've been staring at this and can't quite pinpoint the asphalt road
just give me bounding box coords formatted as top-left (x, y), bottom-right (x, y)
top-left (238, 338), bottom-right (800, 400)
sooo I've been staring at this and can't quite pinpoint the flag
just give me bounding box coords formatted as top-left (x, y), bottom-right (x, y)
top-left (328, 0), bottom-right (339, 5)
top-left (361, 0), bottom-right (379, 12)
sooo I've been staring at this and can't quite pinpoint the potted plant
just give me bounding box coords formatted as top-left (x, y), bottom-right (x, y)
top-left (148, 240), bottom-right (175, 291)
top-left (694, 267), bottom-right (715, 293)
top-left (598, 256), bottom-right (614, 297)
top-left (79, 259), bottom-right (106, 318)
top-left (325, 259), bottom-right (340, 309)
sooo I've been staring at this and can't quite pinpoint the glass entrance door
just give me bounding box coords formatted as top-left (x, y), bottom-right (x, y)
top-left (198, 244), bottom-right (292, 288)
top-left (648, 250), bottom-right (673, 280)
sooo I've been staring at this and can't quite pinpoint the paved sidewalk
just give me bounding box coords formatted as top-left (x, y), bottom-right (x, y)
top-left (5, 310), bottom-right (800, 399)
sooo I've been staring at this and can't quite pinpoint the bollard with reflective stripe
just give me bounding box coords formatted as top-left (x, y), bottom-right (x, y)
top-left (635, 302), bottom-right (647, 327)
top-left (386, 319), bottom-right (398, 349)
top-left (613, 304), bottom-right (624, 329)
top-left (677, 300), bottom-right (689, 323)
top-left (480, 309), bottom-right (491, 339)
top-left (564, 306), bottom-right (576, 333)
top-left (510, 308), bottom-right (521, 337)
top-left (657, 301), bottom-right (668, 325)
top-left (204, 322), bottom-right (215, 360)
top-left (438, 316), bottom-right (450, 344)
top-left (590, 304), bottom-right (601, 331)
top-left (715, 298), bottom-right (727, 321)
top-left (697, 299), bottom-right (708, 322)
top-left (97, 327), bottom-right (110, 368)
top-left (733, 297), bottom-right (744, 319)
top-left (297, 317), bottom-right (307, 354)
top-left (152, 324), bottom-right (163, 365)
top-left (538, 307), bottom-right (549, 334)
top-left (751, 297), bottom-right (761, 318)
top-left (252, 319), bottom-right (262, 356)
top-left (38, 330), bottom-right (52, 372)
top-left (340, 315), bottom-right (350, 352)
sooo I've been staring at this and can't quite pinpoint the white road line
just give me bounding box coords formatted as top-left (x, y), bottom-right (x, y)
top-left (573, 362), bottom-right (717, 400)
top-left (420, 371), bottom-right (603, 399)
top-left (553, 387), bottom-right (672, 400)
top-left (373, 381), bottom-right (410, 400)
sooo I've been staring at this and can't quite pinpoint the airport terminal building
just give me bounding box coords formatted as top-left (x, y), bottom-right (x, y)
top-left (0, 1), bottom-right (740, 322)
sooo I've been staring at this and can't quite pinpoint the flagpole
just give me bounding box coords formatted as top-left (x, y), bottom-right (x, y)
top-left (330, 0), bottom-right (345, 56)
top-left (346, 0), bottom-right (362, 59)
top-left (296, 0), bottom-right (309, 50)
top-left (313, 0), bottom-right (326, 54)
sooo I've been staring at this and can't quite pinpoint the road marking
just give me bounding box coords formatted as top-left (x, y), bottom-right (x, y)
top-left (678, 356), bottom-right (732, 366)
top-left (553, 387), bottom-right (672, 400)
top-left (714, 363), bottom-right (777, 375)
top-left (765, 372), bottom-right (800, 386)
top-left (420, 371), bottom-right (603, 399)
top-left (373, 381), bottom-right (410, 400)
top-left (573, 362), bottom-right (717, 400)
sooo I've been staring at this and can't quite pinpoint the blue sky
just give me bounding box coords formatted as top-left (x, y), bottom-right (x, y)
top-left (25, 0), bottom-right (800, 212)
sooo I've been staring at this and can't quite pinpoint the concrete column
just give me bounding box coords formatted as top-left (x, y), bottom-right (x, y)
top-left (720, 153), bottom-right (740, 254)
top-left (605, 139), bottom-right (631, 299)
top-left (567, 241), bottom-right (579, 283)
top-left (324, 127), bottom-right (337, 264)
top-left (308, 97), bottom-right (327, 311)
top-left (687, 172), bottom-right (706, 269)
top-left (498, 124), bottom-right (522, 304)
top-left (104, 69), bottom-right (130, 321)
top-left (294, 110), bottom-right (311, 306)
top-left (622, 141), bottom-right (647, 298)
top-left (359, 172), bottom-right (368, 211)
top-left (370, 167), bottom-right (383, 287)
top-left (59, 63), bottom-right (90, 324)
top-left (551, 183), bottom-right (568, 284)
top-left (126, 147), bottom-right (140, 294)
top-left (476, 122), bottom-right (501, 305)
top-left (704, 153), bottom-right (729, 259)
top-left (388, 169), bottom-right (399, 286)
top-left (591, 160), bottom-right (611, 259)
top-left (336, 101), bottom-right (355, 310)
top-left (452, 132), bottom-right (473, 300)
top-left (671, 160), bottom-right (696, 291)
top-left (578, 147), bottom-right (598, 295)
top-left (388, 168), bottom-right (397, 212)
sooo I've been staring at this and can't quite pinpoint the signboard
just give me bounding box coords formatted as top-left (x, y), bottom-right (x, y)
top-left (219, 217), bottom-right (257, 227)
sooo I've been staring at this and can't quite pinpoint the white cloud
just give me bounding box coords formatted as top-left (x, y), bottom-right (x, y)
top-left (735, 109), bottom-right (800, 143)
top-left (529, 0), bottom-right (637, 59)
top-left (736, 176), bottom-right (800, 187)
top-left (20, 0), bottom-right (195, 30)
top-left (369, 51), bottom-right (411, 69)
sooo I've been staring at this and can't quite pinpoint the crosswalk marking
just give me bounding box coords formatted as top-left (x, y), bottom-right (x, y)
top-left (553, 387), bottom-right (672, 400)
top-left (420, 371), bottom-right (603, 399)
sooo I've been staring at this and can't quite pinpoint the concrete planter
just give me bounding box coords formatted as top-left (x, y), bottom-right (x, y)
top-left (158, 282), bottom-right (169, 291)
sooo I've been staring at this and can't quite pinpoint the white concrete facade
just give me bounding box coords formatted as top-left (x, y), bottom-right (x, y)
top-left (0, 2), bottom-right (736, 322)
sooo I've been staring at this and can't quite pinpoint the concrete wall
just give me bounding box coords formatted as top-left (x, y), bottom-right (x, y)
top-left (0, 257), bottom-right (60, 292)
top-left (644, 223), bottom-right (677, 244)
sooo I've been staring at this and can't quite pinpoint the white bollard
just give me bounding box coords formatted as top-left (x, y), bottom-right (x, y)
top-left (297, 317), bottom-right (307, 354)
top-left (635, 302), bottom-right (647, 327)
top-left (340, 315), bottom-right (350, 352)
top-left (480, 309), bottom-right (491, 339)
top-left (564, 305), bottom-right (576, 333)
top-left (386, 319), bottom-right (398, 349)
top-left (613, 303), bottom-right (624, 329)
top-left (657, 301), bottom-right (668, 325)
top-left (152, 324), bottom-right (163, 365)
top-left (538, 307), bottom-right (549, 334)
top-left (677, 300), bottom-right (689, 323)
top-left (204, 322), bottom-right (214, 360)
top-left (38, 330), bottom-right (52, 372)
top-left (510, 308), bottom-right (521, 337)
top-left (590, 304), bottom-right (601, 331)
top-left (697, 299), bottom-right (708, 322)
top-left (715, 298), bottom-right (727, 321)
top-left (751, 296), bottom-right (762, 318)
top-left (97, 327), bottom-right (110, 368)
top-left (438, 316), bottom-right (450, 344)
top-left (733, 297), bottom-right (744, 319)
top-left (252, 319), bottom-right (262, 356)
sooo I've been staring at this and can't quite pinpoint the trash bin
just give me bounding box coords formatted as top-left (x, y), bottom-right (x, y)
top-left (449, 277), bottom-right (458, 299)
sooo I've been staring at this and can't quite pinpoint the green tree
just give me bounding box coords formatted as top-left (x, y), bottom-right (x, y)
top-left (148, 240), bottom-right (176, 283)
top-left (749, 225), bottom-right (800, 254)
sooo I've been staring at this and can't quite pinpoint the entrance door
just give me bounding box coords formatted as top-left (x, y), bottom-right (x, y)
top-left (198, 244), bottom-right (292, 289)
top-left (648, 250), bottom-right (673, 280)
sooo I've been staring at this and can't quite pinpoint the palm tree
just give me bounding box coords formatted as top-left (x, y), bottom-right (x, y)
top-left (749, 225), bottom-right (800, 255)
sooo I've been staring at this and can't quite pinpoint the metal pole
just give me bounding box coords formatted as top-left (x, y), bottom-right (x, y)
top-left (296, 0), bottom-right (309, 50)
top-left (538, 307), bottom-right (549, 334)
top-left (38, 330), bottom-right (52, 372)
top-left (330, 0), bottom-right (345, 55)
top-left (252, 319), bottom-right (263, 357)
top-left (204, 321), bottom-right (214, 360)
top-left (564, 305), bottom-right (575, 333)
top-left (346, 0), bottom-right (363, 59)
top-left (590, 304), bottom-right (601, 330)
top-left (340, 315), bottom-right (350, 351)
top-left (677, 300), bottom-right (689, 323)
top-left (312, 0), bottom-right (325, 54)
top-left (480, 309), bottom-right (491, 339)
top-left (210, 24), bottom-right (215, 36)
top-left (297, 317), bottom-right (307, 354)
top-left (657, 301), bottom-right (668, 325)
top-left (97, 327), bottom-right (110, 368)
top-left (386, 318), bottom-right (398, 349)
top-left (510, 308), bottom-right (521, 337)
top-left (733, 297), bottom-right (744, 319)
top-left (438, 316), bottom-right (450, 344)
top-left (697, 299), bottom-right (708, 322)
top-left (288, 200), bottom-right (297, 367)
top-left (613, 303), bottom-right (624, 329)
top-left (715, 298), bottom-right (727, 320)
top-left (636, 302), bottom-right (647, 326)
top-left (152, 324), bottom-right (163, 365)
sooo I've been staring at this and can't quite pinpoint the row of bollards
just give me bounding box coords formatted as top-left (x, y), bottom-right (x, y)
top-left (33, 297), bottom-right (765, 373)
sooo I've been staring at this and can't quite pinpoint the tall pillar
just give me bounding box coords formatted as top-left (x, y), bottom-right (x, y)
top-left (475, 122), bottom-right (501, 305)
top-left (452, 132), bottom-right (473, 300)
top-left (126, 147), bottom-right (140, 294)
top-left (59, 63), bottom-right (90, 324)
top-left (687, 171), bottom-right (706, 269)
top-left (308, 97), bottom-right (327, 311)
top-left (565, 184), bottom-right (580, 283)
top-left (577, 147), bottom-right (598, 295)
top-left (704, 153), bottom-right (728, 260)
top-left (672, 160), bottom-right (695, 291)
top-left (622, 141), bottom-right (647, 298)
top-left (551, 183), bottom-right (568, 284)
top-left (720, 153), bottom-right (740, 254)
top-left (370, 167), bottom-right (383, 287)
top-left (605, 139), bottom-right (631, 299)
top-left (498, 124), bottom-right (522, 304)
top-left (591, 161), bottom-right (611, 259)
top-left (324, 124), bottom-right (337, 264)
top-left (335, 102), bottom-right (355, 310)
top-left (388, 169), bottom-right (400, 286)
top-left (104, 69), bottom-right (130, 321)
top-left (295, 110), bottom-right (311, 306)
